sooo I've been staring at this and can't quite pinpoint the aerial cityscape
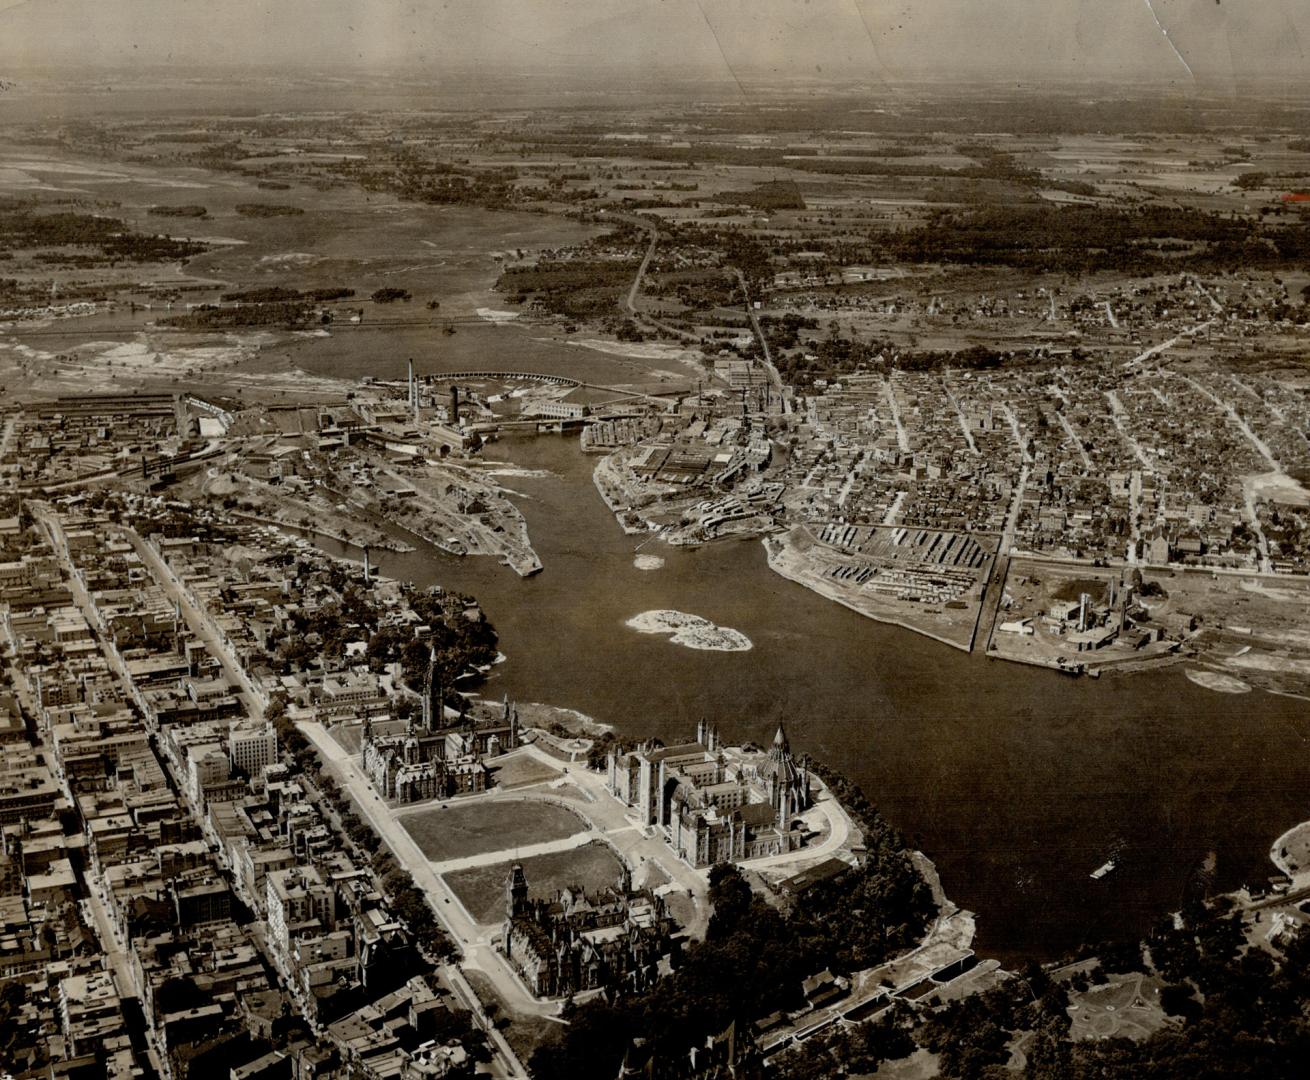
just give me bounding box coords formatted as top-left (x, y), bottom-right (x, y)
top-left (1, 2), bottom-right (1310, 1078)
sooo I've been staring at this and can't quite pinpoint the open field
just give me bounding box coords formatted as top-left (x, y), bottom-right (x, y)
top-left (400, 799), bottom-right (586, 863)
top-left (487, 752), bottom-right (565, 790)
top-left (443, 841), bottom-right (627, 926)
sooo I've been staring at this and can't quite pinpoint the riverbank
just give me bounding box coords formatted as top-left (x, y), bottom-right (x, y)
top-left (228, 510), bottom-right (415, 553)
top-left (1269, 819), bottom-right (1310, 887)
top-left (763, 532), bottom-right (974, 654)
top-left (591, 452), bottom-right (650, 536)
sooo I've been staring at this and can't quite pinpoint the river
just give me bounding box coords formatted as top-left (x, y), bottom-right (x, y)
top-left (327, 433), bottom-right (1310, 965)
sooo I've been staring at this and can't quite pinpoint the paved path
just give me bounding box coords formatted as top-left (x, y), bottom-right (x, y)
top-left (736, 791), bottom-right (852, 872)
top-left (1122, 318), bottom-right (1215, 370)
top-left (884, 376), bottom-right (910, 453)
top-left (1230, 375), bottom-right (1276, 417)
top-left (27, 508), bottom-right (141, 1001)
top-left (1054, 409), bottom-right (1091, 471)
top-left (0, 412), bottom-right (16, 460)
top-left (1128, 469), bottom-right (1143, 556)
top-left (942, 374), bottom-right (978, 455)
top-left (999, 403), bottom-right (1031, 463)
top-left (297, 719), bottom-right (536, 1070)
top-left (1173, 372), bottom-right (1280, 471)
top-left (432, 830), bottom-right (596, 874)
top-left (125, 525), bottom-right (269, 713)
top-left (882, 490), bottom-right (906, 527)
top-left (1171, 372), bottom-right (1277, 573)
top-left (616, 216), bottom-right (698, 344)
top-left (83, 887), bottom-right (138, 1000)
top-left (1105, 390), bottom-right (1154, 470)
top-left (733, 268), bottom-right (790, 415)
top-left (625, 227), bottom-right (659, 317)
top-left (1000, 464), bottom-right (1031, 557)
top-left (31, 506), bottom-right (154, 719)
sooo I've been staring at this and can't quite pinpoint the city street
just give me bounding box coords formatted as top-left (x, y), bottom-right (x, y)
top-left (298, 719), bottom-right (538, 1074)
top-left (122, 525), bottom-right (268, 714)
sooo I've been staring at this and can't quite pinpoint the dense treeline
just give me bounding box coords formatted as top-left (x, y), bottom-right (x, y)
top-left (148, 204), bottom-right (209, 218)
top-left (498, 259), bottom-right (639, 317)
top-left (234, 203), bottom-right (305, 217)
top-left (270, 582), bottom-right (497, 699)
top-left (497, 136), bottom-right (1040, 182)
top-left (774, 893), bottom-right (1310, 1080)
top-left (160, 300), bottom-right (316, 330)
top-left (530, 766), bottom-right (932, 1080)
top-left (361, 586), bottom-right (499, 697)
top-left (0, 205), bottom-right (207, 263)
top-left (339, 157), bottom-right (520, 210)
top-left (160, 284), bottom-right (357, 329)
top-left (220, 285), bottom-right (355, 303)
top-left (773, 330), bottom-right (1009, 386)
top-left (709, 180), bottom-right (806, 210)
top-left (875, 204), bottom-right (1310, 273)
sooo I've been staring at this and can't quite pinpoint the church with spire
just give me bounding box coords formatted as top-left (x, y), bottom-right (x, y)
top-left (606, 720), bottom-right (811, 869)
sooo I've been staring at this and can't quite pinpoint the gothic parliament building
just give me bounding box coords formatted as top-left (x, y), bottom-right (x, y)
top-left (500, 862), bottom-right (677, 1000)
top-left (361, 647), bottom-right (519, 803)
top-left (606, 721), bottom-right (812, 868)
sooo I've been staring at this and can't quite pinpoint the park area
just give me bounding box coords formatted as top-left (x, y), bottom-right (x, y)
top-left (443, 841), bottom-right (627, 925)
top-left (1066, 973), bottom-right (1169, 1042)
top-left (399, 798), bottom-right (585, 863)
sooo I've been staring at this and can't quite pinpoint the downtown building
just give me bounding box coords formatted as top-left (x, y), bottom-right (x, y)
top-left (607, 721), bottom-right (811, 868)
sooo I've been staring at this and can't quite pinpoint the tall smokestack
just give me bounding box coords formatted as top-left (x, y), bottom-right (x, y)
top-left (362, 547), bottom-right (371, 584)
top-left (450, 385), bottom-right (460, 427)
top-left (408, 358), bottom-right (416, 413)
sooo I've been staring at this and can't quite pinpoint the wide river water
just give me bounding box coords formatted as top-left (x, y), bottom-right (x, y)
top-left (342, 434), bottom-right (1310, 965)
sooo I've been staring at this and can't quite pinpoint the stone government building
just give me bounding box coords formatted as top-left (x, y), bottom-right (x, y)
top-left (607, 721), bottom-right (812, 867)
top-left (500, 862), bottom-right (678, 999)
top-left (361, 648), bottom-right (520, 802)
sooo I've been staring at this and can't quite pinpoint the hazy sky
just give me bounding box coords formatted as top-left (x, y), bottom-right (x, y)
top-left (0, 0), bottom-right (1307, 88)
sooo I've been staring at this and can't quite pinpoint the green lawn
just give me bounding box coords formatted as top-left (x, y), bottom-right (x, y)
top-left (444, 841), bottom-right (627, 925)
top-left (330, 721), bottom-right (363, 755)
top-left (488, 752), bottom-right (564, 790)
top-left (400, 799), bottom-right (585, 863)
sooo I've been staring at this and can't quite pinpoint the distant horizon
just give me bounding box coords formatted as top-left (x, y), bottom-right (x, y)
top-left (4, 64), bottom-right (1310, 101)
top-left (1, 1), bottom-right (1309, 93)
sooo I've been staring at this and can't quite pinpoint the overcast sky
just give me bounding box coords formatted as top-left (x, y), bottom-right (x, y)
top-left (0, 1), bottom-right (1307, 88)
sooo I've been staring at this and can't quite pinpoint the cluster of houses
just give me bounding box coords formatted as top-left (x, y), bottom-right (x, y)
top-left (0, 497), bottom-right (488, 1079)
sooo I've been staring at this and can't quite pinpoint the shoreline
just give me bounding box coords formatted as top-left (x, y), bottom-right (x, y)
top-left (590, 454), bottom-right (649, 536)
top-left (762, 536), bottom-right (973, 655)
top-left (625, 608), bottom-right (753, 653)
top-left (1269, 819), bottom-right (1310, 883)
top-left (228, 511), bottom-right (415, 554)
